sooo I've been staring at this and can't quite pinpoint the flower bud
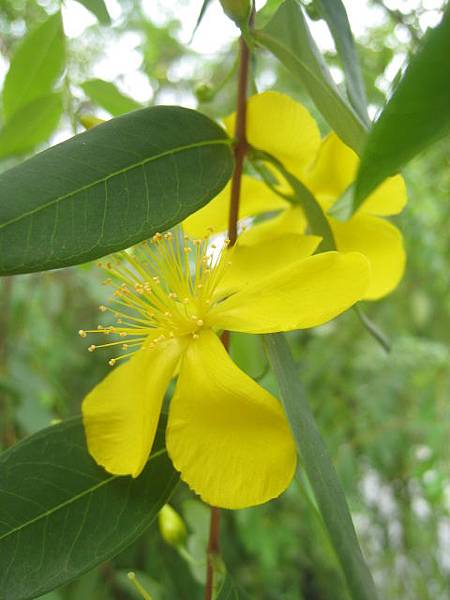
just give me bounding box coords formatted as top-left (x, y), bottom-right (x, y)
top-left (219, 0), bottom-right (251, 28)
top-left (195, 82), bottom-right (215, 103)
top-left (158, 504), bottom-right (187, 548)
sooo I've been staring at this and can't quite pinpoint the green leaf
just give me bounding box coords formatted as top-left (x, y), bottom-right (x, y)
top-left (252, 148), bottom-right (336, 251)
top-left (0, 106), bottom-right (233, 276)
top-left (73, 0), bottom-right (111, 25)
top-left (0, 417), bottom-right (178, 600)
top-left (263, 333), bottom-right (379, 600)
top-left (254, 0), bottom-right (367, 153)
top-left (81, 78), bottom-right (142, 116)
top-left (0, 93), bottom-right (63, 159)
top-left (191, 0), bottom-right (214, 40)
top-left (354, 8), bottom-right (450, 208)
top-left (316, 0), bottom-right (369, 124)
top-left (2, 12), bottom-right (65, 121)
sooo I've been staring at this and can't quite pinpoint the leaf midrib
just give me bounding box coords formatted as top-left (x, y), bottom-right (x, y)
top-left (0, 138), bottom-right (231, 230)
top-left (0, 448), bottom-right (167, 543)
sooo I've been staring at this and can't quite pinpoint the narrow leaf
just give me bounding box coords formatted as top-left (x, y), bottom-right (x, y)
top-left (316, 0), bottom-right (369, 124)
top-left (0, 106), bottom-right (233, 275)
top-left (254, 0), bottom-right (367, 153)
top-left (0, 418), bottom-right (179, 600)
top-left (2, 12), bottom-right (65, 120)
top-left (251, 148), bottom-right (336, 250)
top-left (0, 93), bottom-right (63, 159)
top-left (191, 0), bottom-right (214, 41)
top-left (73, 0), bottom-right (111, 24)
top-left (263, 333), bottom-right (379, 600)
top-left (354, 7), bottom-right (450, 208)
top-left (81, 78), bottom-right (142, 116)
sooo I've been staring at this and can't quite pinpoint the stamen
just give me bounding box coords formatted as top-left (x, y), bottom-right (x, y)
top-left (79, 227), bottom-right (233, 364)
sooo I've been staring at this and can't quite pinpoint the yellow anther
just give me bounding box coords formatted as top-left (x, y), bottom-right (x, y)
top-left (99, 305), bottom-right (107, 312)
top-left (122, 344), bottom-right (129, 350)
top-left (78, 330), bottom-right (87, 338)
top-left (184, 247), bottom-right (192, 254)
top-left (183, 298), bottom-right (189, 304)
top-left (119, 332), bottom-right (127, 337)
top-left (169, 292), bottom-right (177, 299)
top-left (196, 319), bottom-right (204, 327)
top-left (108, 358), bottom-right (116, 366)
top-left (88, 344), bottom-right (96, 352)
top-left (192, 333), bottom-right (200, 340)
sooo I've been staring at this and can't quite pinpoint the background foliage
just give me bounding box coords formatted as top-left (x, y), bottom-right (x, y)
top-left (0, 1), bottom-right (449, 598)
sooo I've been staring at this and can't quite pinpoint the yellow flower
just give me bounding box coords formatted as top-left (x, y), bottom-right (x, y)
top-left (184, 91), bottom-right (408, 300)
top-left (80, 229), bottom-right (369, 509)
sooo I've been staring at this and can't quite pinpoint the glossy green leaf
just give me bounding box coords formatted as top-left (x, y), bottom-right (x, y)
top-left (0, 93), bottom-right (63, 159)
top-left (0, 106), bottom-right (233, 275)
top-left (81, 78), bottom-right (142, 116)
top-left (74, 0), bottom-right (111, 24)
top-left (316, 0), bottom-right (369, 124)
top-left (354, 8), bottom-right (450, 207)
top-left (0, 417), bottom-right (178, 600)
top-left (263, 333), bottom-right (379, 600)
top-left (2, 12), bottom-right (65, 121)
top-left (254, 0), bottom-right (367, 153)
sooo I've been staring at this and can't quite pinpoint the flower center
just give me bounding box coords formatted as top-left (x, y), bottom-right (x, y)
top-left (79, 229), bottom-right (231, 365)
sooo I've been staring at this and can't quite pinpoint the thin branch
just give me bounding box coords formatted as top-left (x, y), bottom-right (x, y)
top-left (204, 10), bottom-right (253, 599)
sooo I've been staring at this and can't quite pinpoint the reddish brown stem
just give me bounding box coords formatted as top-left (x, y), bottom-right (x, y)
top-left (204, 24), bottom-right (252, 600)
top-left (227, 35), bottom-right (251, 247)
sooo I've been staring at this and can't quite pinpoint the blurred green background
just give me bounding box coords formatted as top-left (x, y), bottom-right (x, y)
top-left (0, 1), bottom-right (449, 598)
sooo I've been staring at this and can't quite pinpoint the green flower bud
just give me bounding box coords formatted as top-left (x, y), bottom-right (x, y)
top-left (195, 82), bottom-right (215, 103)
top-left (158, 504), bottom-right (187, 548)
top-left (219, 0), bottom-right (251, 28)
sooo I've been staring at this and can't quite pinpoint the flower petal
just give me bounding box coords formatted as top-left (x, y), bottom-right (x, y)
top-left (82, 338), bottom-right (184, 477)
top-left (215, 232), bottom-right (321, 297)
top-left (304, 132), bottom-right (357, 210)
top-left (359, 174), bottom-right (407, 216)
top-left (210, 251), bottom-right (370, 333)
top-left (183, 175), bottom-right (288, 239)
top-left (304, 133), bottom-right (408, 216)
top-left (166, 331), bottom-right (297, 509)
top-left (223, 91), bottom-right (321, 179)
top-left (330, 214), bottom-right (406, 300)
top-left (238, 206), bottom-right (307, 246)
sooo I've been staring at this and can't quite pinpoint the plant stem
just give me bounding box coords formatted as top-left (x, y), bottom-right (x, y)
top-left (227, 35), bottom-right (251, 246)
top-left (204, 21), bottom-right (252, 600)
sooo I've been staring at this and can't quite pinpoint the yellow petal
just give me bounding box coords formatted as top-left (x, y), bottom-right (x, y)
top-left (304, 133), bottom-right (408, 217)
top-left (359, 174), bottom-right (407, 216)
top-left (183, 175), bottom-right (288, 238)
top-left (166, 331), bottom-right (297, 509)
top-left (210, 251), bottom-right (370, 333)
top-left (216, 232), bottom-right (321, 297)
top-left (304, 132), bottom-right (358, 210)
top-left (82, 338), bottom-right (184, 477)
top-left (223, 91), bottom-right (321, 179)
top-left (238, 206), bottom-right (306, 246)
top-left (330, 214), bottom-right (406, 300)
